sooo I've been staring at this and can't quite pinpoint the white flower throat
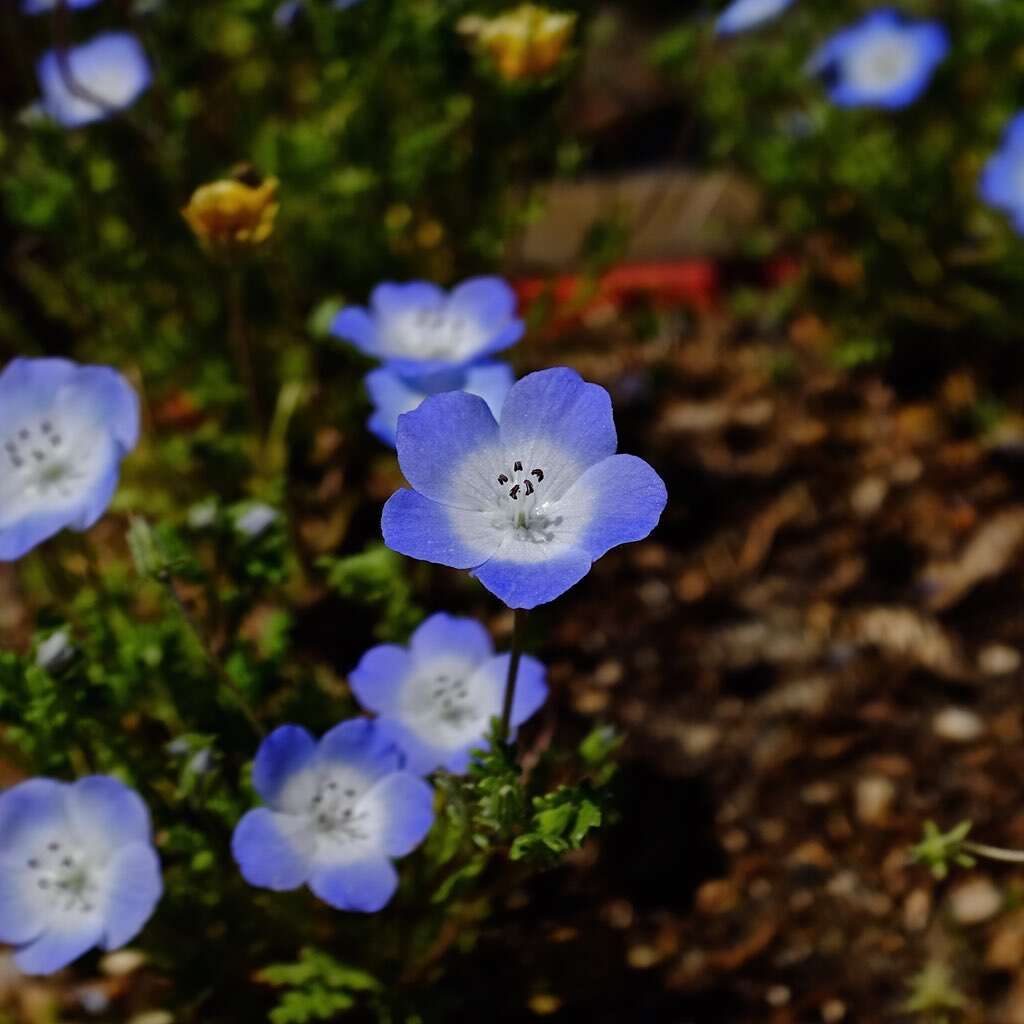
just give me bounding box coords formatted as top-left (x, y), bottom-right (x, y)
top-left (4, 417), bottom-right (83, 499)
top-left (306, 774), bottom-right (369, 844)
top-left (391, 309), bottom-right (482, 361)
top-left (495, 459), bottom-right (553, 537)
top-left (25, 835), bottom-right (100, 916)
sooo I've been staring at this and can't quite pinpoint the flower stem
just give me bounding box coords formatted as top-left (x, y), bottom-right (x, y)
top-left (498, 608), bottom-right (527, 745)
top-left (226, 268), bottom-right (264, 435)
top-left (163, 576), bottom-right (265, 738)
top-left (963, 840), bottom-right (1024, 864)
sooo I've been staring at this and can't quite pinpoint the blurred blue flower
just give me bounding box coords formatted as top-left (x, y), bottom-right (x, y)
top-left (382, 367), bottom-right (668, 609)
top-left (715, 0), bottom-right (794, 35)
top-left (274, 0), bottom-right (363, 27)
top-left (351, 613), bottom-right (548, 774)
top-left (37, 32), bottom-right (152, 128)
top-left (234, 502), bottom-right (278, 538)
top-left (365, 362), bottom-right (514, 448)
top-left (979, 113), bottom-right (1024, 233)
top-left (22, 0), bottom-right (101, 12)
top-left (0, 776), bottom-right (162, 975)
top-left (232, 720), bottom-right (434, 912)
top-left (810, 10), bottom-right (948, 109)
top-left (331, 277), bottom-right (524, 380)
top-left (0, 358), bottom-right (139, 562)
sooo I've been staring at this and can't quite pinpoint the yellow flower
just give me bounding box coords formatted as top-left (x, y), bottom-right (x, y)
top-left (182, 171), bottom-right (279, 253)
top-left (458, 4), bottom-right (576, 83)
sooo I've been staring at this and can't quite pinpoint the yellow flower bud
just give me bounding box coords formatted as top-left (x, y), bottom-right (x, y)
top-left (182, 172), bottom-right (279, 254)
top-left (459, 4), bottom-right (576, 84)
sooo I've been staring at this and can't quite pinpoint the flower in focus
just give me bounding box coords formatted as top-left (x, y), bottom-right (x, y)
top-left (332, 277), bottom-right (524, 380)
top-left (37, 33), bottom-right (152, 129)
top-left (351, 613), bottom-right (547, 774)
top-left (979, 113), bottom-right (1024, 233)
top-left (231, 720), bottom-right (434, 912)
top-left (382, 367), bottom-right (668, 609)
top-left (715, 0), bottom-right (794, 36)
top-left (0, 358), bottom-right (139, 562)
top-left (458, 4), bottom-right (576, 84)
top-left (0, 776), bottom-right (162, 975)
top-left (182, 173), bottom-right (280, 253)
top-left (809, 10), bottom-right (948, 110)
top-left (23, 0), bottom-right (101, 12)
top-left (365, 362), bottom-right (514, 448)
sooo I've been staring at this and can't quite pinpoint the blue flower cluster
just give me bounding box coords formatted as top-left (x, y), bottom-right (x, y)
top-left (331, 278), bottom-right (521, 447)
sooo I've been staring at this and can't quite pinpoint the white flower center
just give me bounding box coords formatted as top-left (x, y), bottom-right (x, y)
top-left (385, 309), bottom-right (484, 362)
top-left (4, 419), bottom-right (82, 498)
top-left (25, 836), bottom-right (101, 917)
top-left (490, 457), bottom-right (559, 542)
top-left (400, 656), bottom-right (491, 748)
top-left (848, 34), bottom-right (916, 91)
top-left (296, 768), bottom-right (380, 864)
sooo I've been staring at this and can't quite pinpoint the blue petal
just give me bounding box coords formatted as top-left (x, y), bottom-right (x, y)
top-left (499, 368), bottom-right (617, 498)
top-left (367, 773), bottom-right (435, 856)
top-left (331, 307), bottom-right (378, 358)
top-left (566, 454), bottom-right (667, 560)
top-left (70, 366), bottom-right (140, 452)
top-left (410, 613), bottom-right (492, 665)
top-left (363, 367), bottom-right (422, 447)
top-left (382, 489), bottom-right (501, 569)
top-left (462, 362), bottom-right (515, 420)
top-left (309, 857), bottom-right (398, 912)
top-left (252, 725), bottom-right (317, 809)
top-left (101, 843), bottom-right (162, 950)
top-left (349, 644), bottom-right (413, 716)
top-left (0, 504), bottom-right (96, 563)
top-left (22, 0), bottom-right (102, 12)
top-left (373, 719), bottom-right (449, 776)
top-left (0, 779), bottom-right (68, 861)
top-left (715, 0), bottom-right (793, 36)
top-left (394, 390), bottom-right (502, 507)
top-left (0, 867), bottom-right (48, 946)
top-left (231, 809), bottom-right (313, 891)
top-left (66, 776), bottom-right (151, 857)
top-left (371, 281), bottom-right (446, 319)
top-left (14, 918), bottom-right (103, 976)
top-left (472, 547), bottom-right (594, 609)
top-left (447, 277), bottom-right (524, 359)
top-left (482, 653), bottom-right (548, 730)
top-left (317, 718), bottom-right (403, 778)
top-left (38, 33), bottom-right (152, 129)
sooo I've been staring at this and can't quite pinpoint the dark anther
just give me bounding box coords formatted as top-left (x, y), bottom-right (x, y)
top-left (532, 468), bottom-right (544, 481)
top-left (498, 474), bottom-right (509, 485)
top-left (62, 857), bottom-right (73, 868)
top-left (41, 422), bottom-right (51, 433)
top-left (523, 479), bottom-right (534, 496)
top-left (19, 429), bottom-right (29, 440)
top-left (33, 450), bottom-right (45, 462)
top-left (48, 842), bottom-right (60, 851)
top-left (345, 789), bottom-right (356, 797)
top-left (513, 460), bottom-right (523, 472)
top-left (509, 484), bottom-right (521, 500)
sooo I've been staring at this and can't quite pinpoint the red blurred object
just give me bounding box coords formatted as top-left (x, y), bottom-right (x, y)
top-left (514, 259), bottom-right (719, 332)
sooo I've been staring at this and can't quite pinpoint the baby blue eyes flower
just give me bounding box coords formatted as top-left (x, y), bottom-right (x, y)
top-left (715, 0), bottom-right (794, 36)
top-left (0, 776), bottom-right (162, 976)
top-left (365, 362), bottom-right (514, 449)
top-left (37, 32), bottom-right (153, 129)
top-left (0, 358), bottom-right (139, 562)
top-left (351, 613), bottom-right (548, 775)
top-left (331, 277), bottom-right (524, 379)
top-left (231, 719), bottom-right (434, 913)
top-left (382, 367), bottom-right (667, 609)
top-left (810, 10), bottom-right (949, 110)
top-left (979, 113), bottom-right (1024, 233)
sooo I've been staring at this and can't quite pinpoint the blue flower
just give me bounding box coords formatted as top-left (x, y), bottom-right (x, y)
top-left (715, 0), bottom-right (794, 36)
top-left (37, 32), bottom-right (152, 129)
top-left (365, 362), bottom-right (514, 448)
top-left (0, 776), bottom-right (162, 975)
top-left (351, 613), bottom-right (548, 774)
top-left (232, 719), bottom-right (434, 912)
top-left (22, 0), bottom-right (101, 12)
top-left (382, 367), bottom-right (667, 609)
top-left (274, 0), bottom-right (363, 27)
top-left (809, 10), bottom-right (948, 110)
top-left (331, 277), bottom-right (524, 380)
top-left (979, 113), bottom-right (1024, 233)
top-left (0, 358), bottom-right (139, 562)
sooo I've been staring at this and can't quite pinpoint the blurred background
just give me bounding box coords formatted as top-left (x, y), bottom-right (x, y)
top-left (3, 0), bottom-right (1024, 1021)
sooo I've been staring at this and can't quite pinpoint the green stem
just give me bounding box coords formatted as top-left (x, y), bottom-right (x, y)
top-left (164, 576), bottom-right (265, 738)
top-left (964, 840), bottom-right (1024, 864)
top-left (498, 608), bottom-right (527, 745)
top-left (227, 268), bottom-right (264, 435)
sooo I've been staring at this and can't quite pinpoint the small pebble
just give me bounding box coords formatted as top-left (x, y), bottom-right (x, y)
top-left (822, 999), bottom-right (847, 1022)
top-left (766, 985), bottom-right (791, 1007)
top-left (978, 643), bottom-right (1021, 676)
top-left (903, 888), bottom-right (932, 932)
top-left (933, 707), bottom-right (984, 743)
top-left (949, 875), bottom-right (1002, 925)
top-left (855, 776), bottom-right (896, 825)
